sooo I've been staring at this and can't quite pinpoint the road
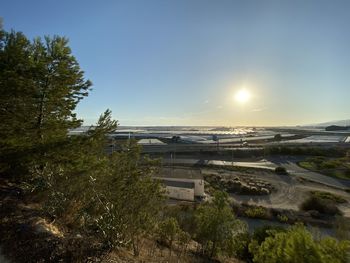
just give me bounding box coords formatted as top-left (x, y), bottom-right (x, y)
top-left (163, 156), bottom-right (350, 190)
top-left (266, 156), bottom-right (350, 190)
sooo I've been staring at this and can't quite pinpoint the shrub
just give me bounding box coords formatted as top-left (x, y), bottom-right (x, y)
top-left (274, 134), bottom-right (282, 141)
top-left (310, 191), bottom-right (347, 204)
top-left (245, 207), bottom-right (268, 219)
top-left (275, 166), bottom-right (288, 175)
top-left (249, 225), bottom-right (350, 263)
top-left (300, 196), bottom-right (342, 216)
top-left (252, 225), bottom-right (286, 245)
top-left (277, 214), bottom-right (289, 223)
top-left (233, 232), bottom-right (252, 261)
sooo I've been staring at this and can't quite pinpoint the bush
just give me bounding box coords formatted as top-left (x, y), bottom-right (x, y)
top-left (300, 196), bottom-right (342, 216)
top-left (277, 214), bottom-right (289, 223)
top-left (275, 166), bottom-right (288, 175)
top-left (249, 225), bottom-right (350, 263)
top-left (310, 191), bottom-right (347, 204)
top-left (233, 232), bottom-right (252, 261)
top-left (274, 134), bottom-right (282, 141)
top-left (252, 225), bottom-right (286, 245)
top-left (245, 207), bottom-right (268, 219)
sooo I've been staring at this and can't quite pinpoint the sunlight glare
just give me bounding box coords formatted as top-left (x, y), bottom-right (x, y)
top-left (235, 89), bottom-right (251, 103)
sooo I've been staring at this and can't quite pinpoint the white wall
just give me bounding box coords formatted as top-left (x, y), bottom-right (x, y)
top-left (160, 178), bottom-right (204, 196)
top-left (166, 186), bottom-right (194, 201)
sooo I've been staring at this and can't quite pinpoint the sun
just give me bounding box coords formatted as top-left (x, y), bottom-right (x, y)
top-left (234, 89), bottom-right (251, 103)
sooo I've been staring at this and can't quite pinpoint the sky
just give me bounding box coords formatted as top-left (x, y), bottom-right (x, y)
top-left (2, 0), bottom-right (350, 126)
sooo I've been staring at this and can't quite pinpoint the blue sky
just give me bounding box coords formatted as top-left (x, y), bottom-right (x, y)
top-left (2, 0), bottom-right (350, 126)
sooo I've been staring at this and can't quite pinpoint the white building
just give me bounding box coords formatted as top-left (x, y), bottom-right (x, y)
top-left (155, 168), bottom-right (205, 201)
top-left (137, 138), bottom-right (165, 145)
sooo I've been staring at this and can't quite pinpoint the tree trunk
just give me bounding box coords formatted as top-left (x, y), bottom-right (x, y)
top-left (210, 241), bottom-right (217, 258)
top-left (169, 239), bottom-right (172, 256)
top-left (132, 235), bottom-right (140, 257)
top-left (36, 75), bottom-right (50, 142)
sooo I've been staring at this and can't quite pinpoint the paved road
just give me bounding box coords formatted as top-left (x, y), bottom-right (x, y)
top-left (163, 157), bottom-right (350, 190)
top-left (266, 156), bottom-right (350, 190)
top-left (163, 158), bottom-right (275, 170)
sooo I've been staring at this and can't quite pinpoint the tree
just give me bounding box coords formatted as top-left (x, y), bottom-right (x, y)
top-left (69, 133), bottom-right (164, 255)
top-left (249, 224), bottom-right (350, 263)
top-left (273, 134), bottom-right (282, 141)
top-left (0, 31), bottom-right (90, 145)
top-left (0, 29), bottom-right (91, 179)
top-left (177, 229), bottom-right (191, 256)
top-left (42, 110), bottom-right (117, 218)
top-left (194, 191), bottom-right (246, 258)
top-left (1, 27), bottom-right (166, 260)
top-left (274, 166), bottom-right (287, 175)
top-left (158, 217), bottom-right (180, 256)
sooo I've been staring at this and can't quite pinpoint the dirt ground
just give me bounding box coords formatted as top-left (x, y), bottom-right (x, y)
top-left (200, 167), bottom-right (350, 217)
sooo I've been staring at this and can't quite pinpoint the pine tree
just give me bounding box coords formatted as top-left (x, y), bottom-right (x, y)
top-left (0, 29), bottom-right (91, 177)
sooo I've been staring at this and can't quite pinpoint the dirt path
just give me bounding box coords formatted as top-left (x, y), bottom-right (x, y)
top-left (201, 168), bottom-right (350, 216)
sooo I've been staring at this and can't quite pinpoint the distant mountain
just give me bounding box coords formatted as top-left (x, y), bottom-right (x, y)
top-left (306, 119), bottom-right (350, 127)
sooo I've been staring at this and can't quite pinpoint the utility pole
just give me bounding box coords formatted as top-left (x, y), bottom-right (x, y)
top-left (232, 148), bottom-right (234, 166)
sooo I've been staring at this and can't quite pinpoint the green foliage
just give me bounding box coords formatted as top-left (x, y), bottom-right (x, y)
top-left (194, 191), bottom-right (247, 258)
top-left (245, 207), bottom-right (268, 219)
top-left (0, 28), bottom-right (165, 258)
top-left (0, 30), bottom-right (90, 145)
top-left (251, 225), bottom-right (286, 245)
top-left (299, 157), bottom-right (350, 180)
top-left (177, 229), bottom-right (191, 256)
top-left (78, 141), bottom-right (164, 255)
top-left (300, 195), bottom-right (342, 216)
top-left (319, 237), bottom-right (350, 263)
top-left (232, 232), bottom-right (252, 261)
top-left (276, 214), bottom-right (289, 222)
top-left (0, 29), bottom-right (92, 180)
top-left (249, 225), bottom-right (350, 263)
top-left (310, 191), bottom-right (347, 204)
top-left (158, 217), bottom-right (180, 255)
top-left (163, 203), bottom-right (196, 235)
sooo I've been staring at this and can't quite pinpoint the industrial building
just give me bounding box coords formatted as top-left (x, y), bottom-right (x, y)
top-left (155, 168), bottom-right (205, 201)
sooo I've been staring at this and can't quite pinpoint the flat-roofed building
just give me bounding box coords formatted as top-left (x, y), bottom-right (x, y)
top-left (155, 168), bottom-right (205, 201)
top-left (162, 179), bottom-right (195, 201)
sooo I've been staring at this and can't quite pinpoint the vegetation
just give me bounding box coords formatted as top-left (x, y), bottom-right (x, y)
top-left (157, 217), bottom-right (180, 255)
top-left (264, 146), bottom-right (346, 158)
top-left (0, 28), bottom-right (164, 258)
top-left (300, 195), bottom-right (342, 216)
top-left (194, 191), bottom-right (247, 258)
top-left (274, 166), bottom-right (288, 175)
top-left (249, 225), bottom-right (350, 263)
top-left (276, 214), bottom-right (289, 223)
top-left (244, 207), bottom-right (268, 219)
top-left (273, 134), bottom-right (282, 141)
top-left (310, 191), bottom-right (347, 204)
top-left (298, 156), bottom-right (350, 179)
top-left (1, 26), bottom-right (349, 263)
